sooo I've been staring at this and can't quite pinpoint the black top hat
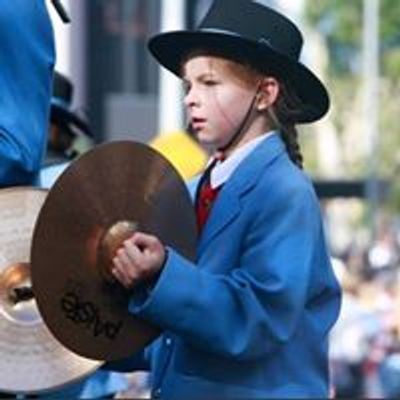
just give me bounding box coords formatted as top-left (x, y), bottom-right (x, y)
top-left (51, 72), bottom-right (93, 137)
top-left (149, 0), bottom-right (329, 123)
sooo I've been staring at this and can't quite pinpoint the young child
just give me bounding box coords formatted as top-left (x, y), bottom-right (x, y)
top-left (111, 0), bottom-right (341, 398)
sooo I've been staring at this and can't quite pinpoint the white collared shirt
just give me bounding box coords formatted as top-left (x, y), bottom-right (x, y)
top-left (210, 130), bottom-right (277, 189)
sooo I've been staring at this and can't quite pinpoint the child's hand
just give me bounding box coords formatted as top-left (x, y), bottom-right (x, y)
top-left (111, 232), bottom-right (166, 289)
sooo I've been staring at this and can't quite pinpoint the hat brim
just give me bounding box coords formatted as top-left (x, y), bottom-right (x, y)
top-left (149, 31), bottom-right (329, 123)
top-left (51, 104), bottom-right (93, 137)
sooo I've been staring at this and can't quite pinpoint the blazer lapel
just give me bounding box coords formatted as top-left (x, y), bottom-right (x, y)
top-left (198, 134), bottom-right (286, 253)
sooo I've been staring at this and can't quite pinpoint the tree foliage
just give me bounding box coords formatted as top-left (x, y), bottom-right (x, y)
top-left (306, 0), bottom-right (400, 78)
top-left (304, 0), bottom-right (400, 211)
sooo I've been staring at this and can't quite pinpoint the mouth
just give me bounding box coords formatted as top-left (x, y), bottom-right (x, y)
top-left (191, 118), bottom-right (206, 131)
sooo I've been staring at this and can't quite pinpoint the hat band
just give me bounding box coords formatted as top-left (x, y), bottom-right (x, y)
top-left (196, 28), bottom-right (289, 58)
top-left (199, 28), bottom-right (242, 38)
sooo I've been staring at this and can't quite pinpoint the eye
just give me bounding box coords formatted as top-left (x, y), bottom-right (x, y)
top-left (203, 79), bottom-right (218, 87)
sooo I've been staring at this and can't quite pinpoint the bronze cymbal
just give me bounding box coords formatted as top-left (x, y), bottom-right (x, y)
top-left (0, 187), bottom-right (101, 394)
top-left (31, 141), bottom-right (197, 361)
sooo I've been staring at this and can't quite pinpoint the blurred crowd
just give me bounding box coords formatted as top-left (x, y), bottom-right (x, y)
top-left (330, 217), bottom-right (400, 398)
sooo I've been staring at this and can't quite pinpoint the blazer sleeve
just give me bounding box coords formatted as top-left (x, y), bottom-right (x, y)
top-left (0, 0), bottom-right (55, 186)
top-left (128, 182), bottom-right (338, 361)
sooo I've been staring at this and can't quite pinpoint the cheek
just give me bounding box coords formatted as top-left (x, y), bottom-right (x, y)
top-left (213, 92), bottom-right (247, 130)
top-left (206, 100), bottom-right (234, 133)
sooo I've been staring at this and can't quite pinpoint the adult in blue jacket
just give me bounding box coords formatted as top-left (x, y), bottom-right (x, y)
top-left (0, 0), bottom-right (54, 187)
top-left (109, 0), bottom-right (342, 398)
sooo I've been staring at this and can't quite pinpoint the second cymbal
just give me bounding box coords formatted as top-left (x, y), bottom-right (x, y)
top-left (0, 187), bottom-right (100, 394)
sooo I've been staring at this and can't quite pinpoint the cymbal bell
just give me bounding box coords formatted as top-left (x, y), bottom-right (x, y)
top-left (31, 141), bottom-right (197, 361)
top-left (0, 187), bottom-right (101, 394)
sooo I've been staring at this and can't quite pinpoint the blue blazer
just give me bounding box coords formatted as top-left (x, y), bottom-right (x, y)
top-left (129, 134), bottom-right (341, 398)
top-left (0, 0), bottom-right (54, 186)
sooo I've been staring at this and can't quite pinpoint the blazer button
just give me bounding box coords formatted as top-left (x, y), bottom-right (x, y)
top-left (153, 388), bottom-right (162, 398)
top-left (165, 337), bottom-right (172, 347)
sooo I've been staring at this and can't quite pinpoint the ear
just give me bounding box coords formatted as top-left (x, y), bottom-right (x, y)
top-left (256, 77), bottom-right (279, 111)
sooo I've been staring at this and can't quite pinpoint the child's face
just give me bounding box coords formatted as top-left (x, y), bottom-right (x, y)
top-left (182, 55), bottom-right (263, 150)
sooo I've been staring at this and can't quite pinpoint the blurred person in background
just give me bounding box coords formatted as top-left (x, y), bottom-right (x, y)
top-left (329, 258), bottom-right (381, 398)
top-left (40, 71), bottom-right (94, 188)
top-left (0, 0), bottom-right (54, 187)
top-left (331, 243), bottom-right (400, 398)
top-left (368, 218), bottom-right (400, 273)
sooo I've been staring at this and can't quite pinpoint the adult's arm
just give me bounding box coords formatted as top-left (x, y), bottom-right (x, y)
top-left (0, 0), bottom-right (55, 186)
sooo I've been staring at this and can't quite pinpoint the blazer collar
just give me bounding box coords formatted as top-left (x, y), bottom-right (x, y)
top-left (198, 133), bottom-right (286, 253)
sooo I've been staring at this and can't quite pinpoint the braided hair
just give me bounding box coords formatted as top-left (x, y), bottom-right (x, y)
top-left (268, 81), bottom-right (304, 169)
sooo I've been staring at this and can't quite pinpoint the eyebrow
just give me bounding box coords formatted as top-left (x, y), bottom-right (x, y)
top-left (182, 72), bottom-right (217, 82)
